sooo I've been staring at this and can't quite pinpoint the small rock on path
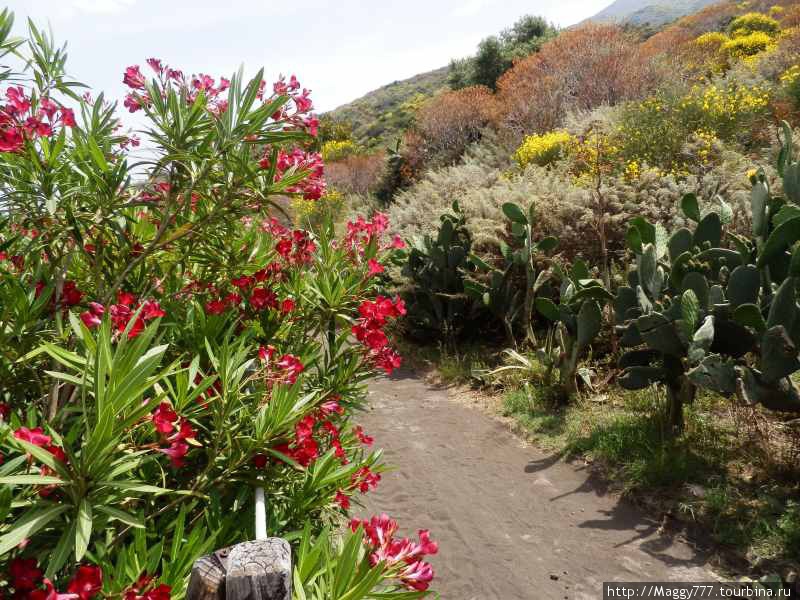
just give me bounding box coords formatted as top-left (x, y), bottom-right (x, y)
top-left (355, 371), bottom-right (715, 600)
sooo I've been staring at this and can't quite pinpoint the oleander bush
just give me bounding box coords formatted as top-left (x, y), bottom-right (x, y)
top-left (0, 12), bottom-right (438, 600)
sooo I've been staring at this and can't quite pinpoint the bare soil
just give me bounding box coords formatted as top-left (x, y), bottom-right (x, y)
top-left (355, 371), bottom-right (717, 600)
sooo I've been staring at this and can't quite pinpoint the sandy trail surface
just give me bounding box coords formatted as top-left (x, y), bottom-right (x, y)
top-left (355, 371), bottom-right (715, 600)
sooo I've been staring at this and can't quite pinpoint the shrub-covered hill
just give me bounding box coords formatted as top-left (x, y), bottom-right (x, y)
top-left (325, 2), bottom-right (717, 150)
top-left (325, 66), bottom-right (449, 149)
top-left (587, 0), bottom-right (719, 26)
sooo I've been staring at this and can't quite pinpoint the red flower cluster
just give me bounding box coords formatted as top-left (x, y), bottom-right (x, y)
top-left (349, 514), bottom-right (438, 591)
top-left (344, 213), bottom-right (405, 255)
top-left (66, 565), bottom-right (103, 599)
top-left (351, 297), bottom-right (405, 375)
top-left (273, 415), bottom-right (318, 467)
top-left (275, 230), bottom-right (316, 264)
top-left (60, 281), bottom-right (84, 307)
top-left (258, 345), bottom-right (305, 386)
top-left (334, 490), bottom-right (351, 510)
top-left (14, 427), bottom-right (67, 495)
top-left (14, 426), bottom-right (66, 463)
top-left (353, 425), bottom-right (374, 446)
top-left (123, 573), bottom-right (171, 600)
top-left (7, 559), bottom-right (102, 599)
top-left (270, 74), bottom-right (318, 134)
top-left (34, 280), bottom-right (84, 313)
top-left (271, 398), bottom-right (349, 468)
top-left (259, 148), bottom-right (325, 200)
top-left (0, 86), bottom-right (75, 153)
top-left (332, 422), bottom-right (378, 510)
top-left (8, 557), bottom-right (42, 594)
top-left (80, 292), bottom-right (165, 339)
top-left (351, 465), bottom-right (381, 493)
top-left (151, 402), bottom-right (198, 468)
top-left (203, 266), bottom-right (289, 317)
top-left (122, 62), bottom-right (317, 142)
top-left (122, 60), bottom-right (228, 118)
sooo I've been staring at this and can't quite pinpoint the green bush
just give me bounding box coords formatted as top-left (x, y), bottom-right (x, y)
top-left (0, 11), bottom-right (437, 599)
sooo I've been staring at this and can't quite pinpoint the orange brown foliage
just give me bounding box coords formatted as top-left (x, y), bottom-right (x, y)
top-left (411, 85), bottom-right (496, 164)
top-left (494, 24), bottom-right (660, 135)
top-left (325, 152), bottom-right (386, 196)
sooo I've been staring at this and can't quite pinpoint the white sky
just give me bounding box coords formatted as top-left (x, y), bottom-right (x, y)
top-left (5, 0), bottom-right (612, 113)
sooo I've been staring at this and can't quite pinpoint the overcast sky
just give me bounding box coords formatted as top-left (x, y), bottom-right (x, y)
top-left (5, 0), bottom-right (611, 113)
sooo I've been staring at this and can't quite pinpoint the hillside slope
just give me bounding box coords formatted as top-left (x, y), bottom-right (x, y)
top-left (326, 66), bottom-right (449, 149)
top-left (325, 1), bottom-right (718, 148)
top-left (587, 0), bottom-right (718, 26)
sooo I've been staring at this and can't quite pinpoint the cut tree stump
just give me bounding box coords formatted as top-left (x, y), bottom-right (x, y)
top-left (187, 538), bottom-right (291, 600)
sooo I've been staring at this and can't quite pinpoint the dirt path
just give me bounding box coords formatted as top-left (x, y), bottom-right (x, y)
top-left (356, 371), bottom-right (716, 600)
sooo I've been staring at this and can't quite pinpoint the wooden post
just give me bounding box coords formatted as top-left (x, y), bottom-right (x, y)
top-left (187, 538), bottom-right (291, 600)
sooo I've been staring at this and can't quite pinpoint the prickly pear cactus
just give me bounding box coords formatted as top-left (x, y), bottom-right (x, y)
top-left (500, 201), bottom-right (559, 345)
top-left (615, 122), bottom-right (800, 430)
top-left (535, 258), bottom-right (613, 400)
top-left (402, 201), bottom-right (474, 342)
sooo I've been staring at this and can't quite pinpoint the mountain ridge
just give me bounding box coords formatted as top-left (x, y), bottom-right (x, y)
top-left (326, 0), bottom-right (720, 147)
top-left (586, 0), bottom-right (718, 26)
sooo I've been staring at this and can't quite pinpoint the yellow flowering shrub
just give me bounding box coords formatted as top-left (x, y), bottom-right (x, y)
top-left (512, 130), bottom-right (574, 168)
top-left (689, 31), bottom-right (731, 73)
top-left (679, 82), bottom-right (770, 137)
top-left (781, 64), bottom-right (800, 110)
top-left (321, 140), bottom-right (357, 162)
top-left (722, 30), bottom-right (777, 58)
top-left (782, 65), bottom-right (800, 85)
top-left (624, 159), bottom-right (641, 181)
top-left (728, 12), bottom-right (781, 36)
top-left (291, 188), bottom-right (345, 227)
top-left (695, 31), bottom-right (730, 49)
top-left (570, 132), bottom-right (620, 185)
top-left (617, 83), bottom-right (770, 172)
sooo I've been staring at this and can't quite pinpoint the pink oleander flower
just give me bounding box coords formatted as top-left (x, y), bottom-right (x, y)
top-left (151, 402), bottom-right (178, 434)
top-left (335, 490), bottom-right (351, 510)
top-left (146, 58), bottom-right (163, 73)
top-left (66, 564), bottom-right (102, 600)
top-left (124, 95), bottom-right (140, 113)
top-left (350, 515), bottom-right (438, 591)
top-left (353, 425), bottom-right (374, 446)
top-left (14, 426), bottom-right (52, 447)
top-left (276, 354), bottom-right (304, 384)
top-left (60, 107), bottom-right (76, 127)
top-left (280, 298), bottom-right (295, 313)
top-left (123, 65), bottom-right (146, 89)
top-left (6, 86), bottom-right (31, 114)
top-left (367, 259), bottom-right (385, 277)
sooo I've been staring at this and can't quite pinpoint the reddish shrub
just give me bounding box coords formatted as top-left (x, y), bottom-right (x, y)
top-left (326, 152), bottom-right (385, 196)
top-left (411, 85), bottom-right (496, 165)
top-left (495, 24), bottom-right (660, 135)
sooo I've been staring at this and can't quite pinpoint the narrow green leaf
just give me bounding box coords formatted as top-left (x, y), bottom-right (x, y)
top-left (0, 475), bottom-right (65, 485)
top-left (96, 506), bottom-right (144, 528)
top-left (75, 499), bottom-right (92, 561)
top-left (0, 505), bottom-right (68, 556)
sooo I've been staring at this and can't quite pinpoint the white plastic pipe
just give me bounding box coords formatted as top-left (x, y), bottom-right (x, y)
top-left (254, 486), bottom-right (267, 541)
